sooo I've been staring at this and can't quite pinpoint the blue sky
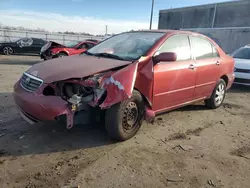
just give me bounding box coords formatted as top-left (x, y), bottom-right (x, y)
top-left (0, 0), bottom-right (233, 34)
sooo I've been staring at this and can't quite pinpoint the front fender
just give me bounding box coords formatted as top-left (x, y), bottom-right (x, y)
top-left (99, 62), bottom-right (138, 109)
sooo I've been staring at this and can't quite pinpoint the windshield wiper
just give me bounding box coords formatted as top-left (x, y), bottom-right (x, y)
top-left (92, 53), bottom-right (125, 60)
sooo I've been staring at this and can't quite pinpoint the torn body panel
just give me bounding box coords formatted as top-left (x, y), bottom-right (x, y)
top-left (134, 57), bottom-right (154, 106)
top-left (99, 62), bottom-right (139, 109)
top-left (62, 59), bottom-right (155, 122)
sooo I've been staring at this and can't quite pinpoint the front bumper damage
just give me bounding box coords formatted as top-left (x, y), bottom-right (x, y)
top-left (14, 62), bottom-right (155, 128)
top-left (14, 82), bottom-right (75, 128)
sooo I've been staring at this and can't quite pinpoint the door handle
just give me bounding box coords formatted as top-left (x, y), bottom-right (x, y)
top-left (216, 61), bottom-right (220, 66)
top-left (188, 64), bottom-right (196, 70)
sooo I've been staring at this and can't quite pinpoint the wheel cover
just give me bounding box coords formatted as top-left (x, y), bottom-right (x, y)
top-left (58, 54), bottom-right (65, 58)
top-left (3, 47), bottom-right (13, 55)
top-left (122, 102), bottom-right (139, 132)
top-left (8, 47), bottom-right (13, 54)
top-left (215, 83), bottom-right (225, 106)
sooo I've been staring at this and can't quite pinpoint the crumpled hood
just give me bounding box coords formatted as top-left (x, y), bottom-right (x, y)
top-left (234, 58), bottom-right (250, 69)
top-left (26, 55), bottom-right (132, 83)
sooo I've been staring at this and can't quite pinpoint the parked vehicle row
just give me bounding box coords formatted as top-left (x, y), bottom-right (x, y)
top-left (40, 39), bottom-right (99, 60)
top-left (13, 30), bottom-right (235, 141)
top-left (0, 38), bottom-right (99, 57)
top-left (0, 38), bottom-right (47, 55)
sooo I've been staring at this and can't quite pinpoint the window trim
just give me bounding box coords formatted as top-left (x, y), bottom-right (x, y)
top-left (153, 34), bottom-right (193, 62)
top-left (189, 35), bottom-right (220, 60)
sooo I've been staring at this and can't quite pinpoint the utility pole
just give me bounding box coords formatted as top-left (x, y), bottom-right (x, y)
top-left (105, 25), bottom-right (108, 35)
top-left (149, 0), bottom-right (155, 30)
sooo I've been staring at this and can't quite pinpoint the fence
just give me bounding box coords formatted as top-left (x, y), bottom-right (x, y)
top-left (0, 29), bottom-right (104, 45)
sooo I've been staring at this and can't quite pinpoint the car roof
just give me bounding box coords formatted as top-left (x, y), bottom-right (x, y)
top-left (126, 29), bottom-right (207, 37)
top-left (236, 45), bottom-right (250, 50)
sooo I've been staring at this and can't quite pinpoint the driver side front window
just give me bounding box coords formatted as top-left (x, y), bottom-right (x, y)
top-left (157, 34), bottom-right (191, 61)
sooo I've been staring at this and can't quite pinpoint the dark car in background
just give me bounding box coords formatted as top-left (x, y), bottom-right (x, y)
top-left (0, 38), bottom-right (47, 55)
top-left (40, 39), bottom-right (99, 60)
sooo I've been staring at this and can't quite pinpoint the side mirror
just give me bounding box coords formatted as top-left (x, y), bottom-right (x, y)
top-left (153, 52), bottom-right (177, 64)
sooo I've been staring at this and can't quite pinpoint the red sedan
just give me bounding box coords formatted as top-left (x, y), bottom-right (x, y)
top-left (14, 30), bottom-right (234, 141)
top-left (40, 39), bottom-right (99, 60)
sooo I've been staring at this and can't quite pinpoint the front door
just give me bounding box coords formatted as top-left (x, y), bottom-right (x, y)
top-left (16, 38), bottom-right (34, 54)
top-left (73, 43), bottom-right (87, 55)
top-left (152, 34), bottom-right (196, 113)
top-left (190, 36), bottom-right (221, 99)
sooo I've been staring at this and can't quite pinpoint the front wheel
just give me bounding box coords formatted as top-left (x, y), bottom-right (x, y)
top-left (105, 90), bottom-right (145, 141)
top-left (205, 79), bottom-right (226, 109)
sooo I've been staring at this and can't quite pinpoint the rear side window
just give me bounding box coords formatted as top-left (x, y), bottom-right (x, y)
top-left (157, 34), bottom-right (191, 61)
top-left (33, 38), bottom-right (46, 45)
top-left (232, 48), bottom-right (250, 59)
top-left (191, 36), bottom-right (219, 60)
top-left (77, 43), bottom-right (87, 49)
top-left (86, 43), bottom-right (95, 49)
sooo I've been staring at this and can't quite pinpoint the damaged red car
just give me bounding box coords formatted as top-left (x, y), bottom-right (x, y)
top-left (14, 30), bottom-right (235, 141)
top-left (40, 39), bottom-right (99, 60)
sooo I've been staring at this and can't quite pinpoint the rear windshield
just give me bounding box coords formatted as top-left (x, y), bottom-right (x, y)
top-left (65, 41), bottom-right (79, 48)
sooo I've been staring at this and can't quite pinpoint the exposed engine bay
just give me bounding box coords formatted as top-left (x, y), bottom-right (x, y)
top-left (42, 72), bottom-right (111, 128)
top-left (59, 73), bottom-right (107, 109)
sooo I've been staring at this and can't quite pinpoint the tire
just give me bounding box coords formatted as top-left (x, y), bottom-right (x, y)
top-left (57, 52), bottom-right (67, 58)
top-left (205, 79), bottom-right (226, 109)
top-left (3, 46), bottom-right (14, 55)
top-left (105, 90), bottom-right (145, 141)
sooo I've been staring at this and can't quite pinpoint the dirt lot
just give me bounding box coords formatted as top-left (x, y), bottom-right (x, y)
top-left (0, 55), bottom-right (249, 188)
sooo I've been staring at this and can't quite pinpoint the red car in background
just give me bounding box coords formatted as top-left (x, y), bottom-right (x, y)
top-left (40, 39), bottom-right (99, 60)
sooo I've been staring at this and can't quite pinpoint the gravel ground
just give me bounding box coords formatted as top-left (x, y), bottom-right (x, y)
top-left (0, 55), bottom-right (249, 188)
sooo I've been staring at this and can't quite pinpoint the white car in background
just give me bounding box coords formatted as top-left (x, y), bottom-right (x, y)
top-left (231, 45), bottom-right (250, 86)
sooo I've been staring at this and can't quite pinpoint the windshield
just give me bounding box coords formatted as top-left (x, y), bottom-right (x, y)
top-left (65, 41), bottom-right (79, 48)
top-left (13, 38), bottom-right (26, 43)
top-left (87, 32), bottom-right (165, 60)
top-left (232, 48), bottom-right (250, 59)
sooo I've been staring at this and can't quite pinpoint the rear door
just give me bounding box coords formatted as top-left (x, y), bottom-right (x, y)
top-left (190, 36), bottom-right (221, 99)
top-left (153, 34), bottom-right (196, 112)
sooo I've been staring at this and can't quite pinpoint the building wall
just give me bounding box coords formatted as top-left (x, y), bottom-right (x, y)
top-left (158, 1), bottom-right (250, 29)
top-left (183, 28), bottom-right (250, 54)
top-left (158, 1), bottom-right (250, 53)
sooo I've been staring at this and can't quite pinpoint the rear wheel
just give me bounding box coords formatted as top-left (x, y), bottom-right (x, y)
top-left (205, 79), bottom-right (226, 109)
top-left (105, 90), bottom-right (145, 141)
top-left (3, 46), bottom-right (14, 55)
top-left (58, 52), bottom-right (67, 58)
